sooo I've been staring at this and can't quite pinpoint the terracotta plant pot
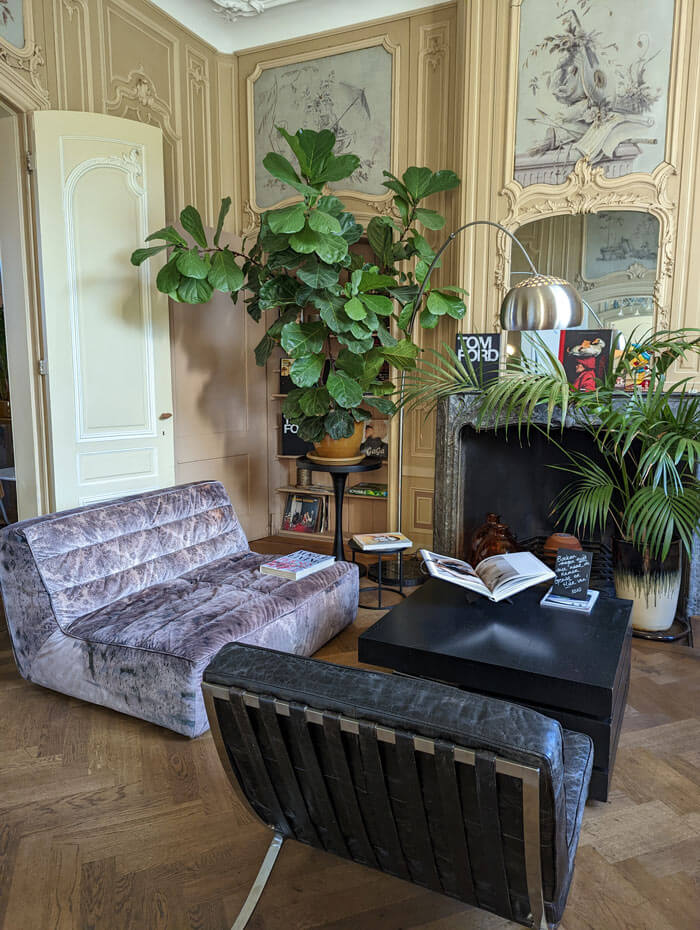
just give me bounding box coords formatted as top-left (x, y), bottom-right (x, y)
top-left (312, 420), bottom-right (364, 462)
top-left (543, 532), bottom-right (582, 567)
top-left (613, 538), bottom-right (681, 632)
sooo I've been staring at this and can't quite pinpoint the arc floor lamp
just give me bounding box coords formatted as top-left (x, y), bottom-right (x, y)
top-left (373, 219), bottom-right (586, 587)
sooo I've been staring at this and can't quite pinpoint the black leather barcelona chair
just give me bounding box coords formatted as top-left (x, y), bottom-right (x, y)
top-left (202, 644), bottom-right (593, 929)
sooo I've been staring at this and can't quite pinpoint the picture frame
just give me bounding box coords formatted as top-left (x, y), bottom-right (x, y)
top-left (281, 493), bottom-right (322, 533)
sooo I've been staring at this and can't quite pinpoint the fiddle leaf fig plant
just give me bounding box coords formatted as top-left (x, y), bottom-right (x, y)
top-left (131, 127), bottom-right (466, 442)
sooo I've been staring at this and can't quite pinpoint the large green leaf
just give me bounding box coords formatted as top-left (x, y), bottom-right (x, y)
top-left (180, 205), bottom-right (208, 248)
top-left (213, 197), bottom-right (231, 246)
top-left (268, 203), bottom-right (307, 234)
top-left (376, 322), bottom-right (398, 347)
top-left (308, 210), bottom-right (342, 235)
top-left (146, 226), bottom-right (187, 247)
top-left (282, 388), bottom-right (304, 419)
top-left (357, 271), bottom-right (396, 291)
top-left (324, 153), bottom-right (361, 182)
top-left (291, 353), bottom-right (325, 387)
top-left (337, 331), bottom-right (375, 354)
top-left (176, 248), bottom-right (210, 280)
top-left (156, 256), bottom-right (181, 295)
top-left (262, 152), bottom-right (318, 196)
top-left (324, 408), bottom-right (355, 439)
top-left (254, 332), bottom-right (276, 366)
top-left (366, 395), bottom-right (397, 415)
top-left (131, 244), bottom-right (168, 266)
top-left (208, 250), bottom-right (244, 292)
top-left (314, 233), bottom-right (348, 264)
top-left (415, 208), bottom-right (446, 230)
top-left (299, 386), bottom-right (331, 417)
top-left (360, 294), bottom-right (393, 316)
top-left (177, 276), bottom-right (213, 304)
top-left (327, 370), bottom-right (364, 408)
top-left (335, 349), bottom-right (365, 380)
top-left (259, 277), bottom-right (300, 310)
top-left (289, 224), bottom-right (323, 255)
top-left (402, 166), bottom-right (433, 200)
top-left (317, 195), bottom-right (345, 216)
top-left (420, 308), bottom-right (440, 329)
top-left (344, 297), bottom-right (367, 321)
top-left (424, 169), bottom-right (460, 196)
top-left (382, 338), bottom-right (420, 370)
top-left (367, 216), bottom-right (393, 267)
top-left (319, 304), bottom-right (353, 333)
top-left (296, 258), bottom-right (338, 289)
top-left (280, 321), bottom-right (325, 357)
top-left (296, 128), bottom-right (336, 180)
top-left (338, 213), bottom-right (363, 245)
top-left (298, 417), bottom-right (327, 444)
top-left (427, 290), bottom-right (465, 318)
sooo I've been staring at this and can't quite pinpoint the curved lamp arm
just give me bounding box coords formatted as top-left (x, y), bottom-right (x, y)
top-left (407, 220), bottom-right (538, 335)
top-left (396, 220), bottom-right (537, 533)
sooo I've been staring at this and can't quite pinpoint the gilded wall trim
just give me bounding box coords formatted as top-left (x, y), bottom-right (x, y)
top-left (495, 160), bottom-right (678, 329)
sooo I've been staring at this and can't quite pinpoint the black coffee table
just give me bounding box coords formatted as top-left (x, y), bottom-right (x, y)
top-left (358, 577), bottom-right (633, 801)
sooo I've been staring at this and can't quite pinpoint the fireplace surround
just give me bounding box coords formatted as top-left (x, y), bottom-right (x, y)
top-left (433, 394), bottom-right (700, 620)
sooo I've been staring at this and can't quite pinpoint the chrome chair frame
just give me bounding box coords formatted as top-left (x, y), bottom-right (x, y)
top-left (203, 682), bottom-right (549, 930)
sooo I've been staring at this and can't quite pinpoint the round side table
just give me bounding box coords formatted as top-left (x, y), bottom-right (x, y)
top-left (296, 456), bottom-right (381, 562)
top-left (349, 540), bottom-right (407, 610)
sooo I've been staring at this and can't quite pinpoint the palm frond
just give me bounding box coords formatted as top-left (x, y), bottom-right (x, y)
top-left (625, 482), bottom-right (700, 560)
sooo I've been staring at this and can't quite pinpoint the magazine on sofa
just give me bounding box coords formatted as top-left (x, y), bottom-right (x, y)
top-left (419, 549), bottom-right (554, 602)
top-left (260, 550), bottom-right (335, 580)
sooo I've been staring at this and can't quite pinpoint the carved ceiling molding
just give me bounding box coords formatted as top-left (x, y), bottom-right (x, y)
top-left (105, 68), bottom-right (180, 142)
top-left (211, 0), bottom-right (301, 23)
top-left (494, 157), bottom-right (679, 330)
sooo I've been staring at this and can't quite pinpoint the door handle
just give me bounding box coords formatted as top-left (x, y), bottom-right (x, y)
top-left (159, 412), bottom-right (173, 420)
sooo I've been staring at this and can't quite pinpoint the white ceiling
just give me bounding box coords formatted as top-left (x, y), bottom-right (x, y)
top-left (148, 0), bottom-right (447, 54)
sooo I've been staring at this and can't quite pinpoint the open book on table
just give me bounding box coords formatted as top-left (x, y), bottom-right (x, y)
top-left (419, 549), bottom-right (554, 602)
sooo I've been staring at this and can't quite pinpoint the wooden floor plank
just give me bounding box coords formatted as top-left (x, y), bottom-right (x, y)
top-left (1, 545), bottom-right (699, 930)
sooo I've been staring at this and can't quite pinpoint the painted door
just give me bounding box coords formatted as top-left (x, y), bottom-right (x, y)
top-left (31, 111), bottom-right (174, 510)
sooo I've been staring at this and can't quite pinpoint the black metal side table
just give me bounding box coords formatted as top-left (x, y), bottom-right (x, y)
top-left (349, 540), bottom-right (407, 610)
top-left (296, 456), bottom-right (381, 562)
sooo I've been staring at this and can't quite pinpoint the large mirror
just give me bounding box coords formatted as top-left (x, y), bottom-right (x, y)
top-left (507, 209), bottom-right (659, 357)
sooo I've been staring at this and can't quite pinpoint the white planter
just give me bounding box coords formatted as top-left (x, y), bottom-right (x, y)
top-left (613, 539), bottom-right (682, 632)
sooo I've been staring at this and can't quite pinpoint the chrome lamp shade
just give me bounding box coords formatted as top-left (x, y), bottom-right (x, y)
top-left (500, 274), bottom-right (584, 331)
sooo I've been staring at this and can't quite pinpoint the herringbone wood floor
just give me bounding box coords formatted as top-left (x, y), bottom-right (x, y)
top-left (1, 561), bottom-right (699, 930)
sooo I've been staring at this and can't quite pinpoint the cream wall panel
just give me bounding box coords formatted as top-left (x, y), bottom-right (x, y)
top-left (52, 0), bottom-right (94, 110)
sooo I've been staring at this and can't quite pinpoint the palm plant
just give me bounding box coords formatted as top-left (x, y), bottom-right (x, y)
top-left (402, 327), bottom-right (700, 560)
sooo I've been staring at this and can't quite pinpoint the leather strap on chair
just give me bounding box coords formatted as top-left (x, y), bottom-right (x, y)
top-left (435, 740), bottom-right (476, 903)
top-left (288, 702), bottom-right (349, 858)
top-left (357, 721), bottom-right (411, 880)
top-left (321, 712), bottom-right (378, 868)
top-left (475, 750), bottom-right (513, 920)
top-left (257, 695), bottom-right (320, 848)
top-left (393, 731), bottom-right (442, 892)
top-left (227, 691), bottom-right (292, 835)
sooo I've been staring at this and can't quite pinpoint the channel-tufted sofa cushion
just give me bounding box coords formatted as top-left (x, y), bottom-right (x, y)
top-left (0, 482), bottom-right (358, 737)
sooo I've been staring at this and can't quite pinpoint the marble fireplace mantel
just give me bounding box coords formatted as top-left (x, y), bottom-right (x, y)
top-left (433, 393), bottom-right (700, 618)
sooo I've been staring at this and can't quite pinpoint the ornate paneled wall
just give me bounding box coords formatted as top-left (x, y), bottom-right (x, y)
top-left (235, 2), bottom-right (462, 548)
top-left (0, 0), bottom-right (229, 226)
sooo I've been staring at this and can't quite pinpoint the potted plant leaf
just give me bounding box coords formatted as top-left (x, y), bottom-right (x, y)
top-left (131, 127), bottom-right (467, 461)
top-left (402, 329), bottom-right (700, 631)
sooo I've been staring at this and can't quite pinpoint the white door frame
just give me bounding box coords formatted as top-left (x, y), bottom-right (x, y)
top-left (0, 96), bottom-right (51, 519)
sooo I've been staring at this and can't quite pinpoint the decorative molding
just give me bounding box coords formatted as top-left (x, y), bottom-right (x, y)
top-left (495, 158), bottom-right (678, 330)
top-left (185, 46), bottom-right (213, 221)
top-left (105, 67), bottom-right (180, 142)
top-left (211, 0), bottom-right (302, 22)
top-left (243, 34), bottom-right (400, 227)
top-left (53, 0), bottom-right (93, 110)
top-left (421, 33), bottom-right (447, 72)
top-left (0, 42), bottom-right (49, 103)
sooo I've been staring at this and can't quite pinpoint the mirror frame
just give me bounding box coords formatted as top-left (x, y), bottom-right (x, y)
top-left (495, 159), bottom-right (677, 332)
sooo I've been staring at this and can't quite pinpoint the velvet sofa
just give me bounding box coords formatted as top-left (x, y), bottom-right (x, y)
top-left (0, 481), bottom-right (358, 737)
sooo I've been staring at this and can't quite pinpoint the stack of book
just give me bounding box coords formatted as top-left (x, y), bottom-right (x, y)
top-left (351, 532), bottom-right (412, 551)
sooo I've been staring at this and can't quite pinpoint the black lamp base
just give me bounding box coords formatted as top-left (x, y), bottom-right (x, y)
top-left (367, 554), bottom-right (426, 588)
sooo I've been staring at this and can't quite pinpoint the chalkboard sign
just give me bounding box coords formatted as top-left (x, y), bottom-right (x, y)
top-left (551, 549), bottom-right (593, 600)
top-left (455, 333), bottom-right (500, 386)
